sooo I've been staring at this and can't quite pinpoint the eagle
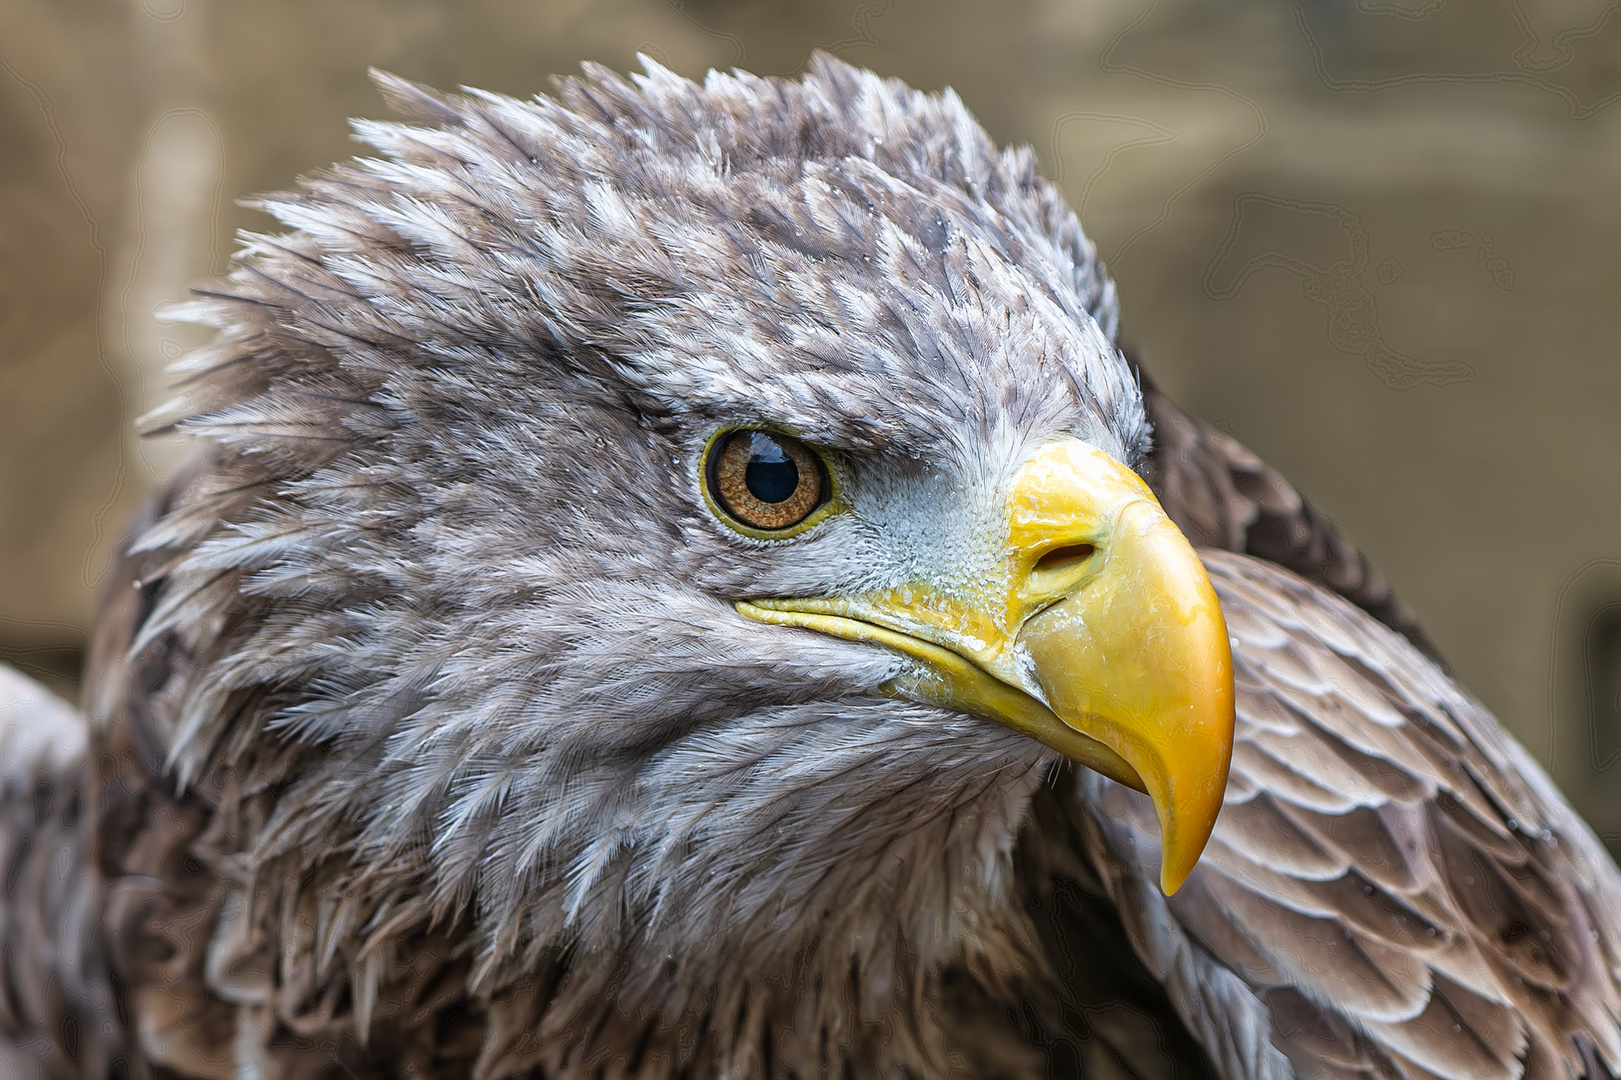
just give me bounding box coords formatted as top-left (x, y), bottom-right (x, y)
top-left (2, 54), bottom-right (1618, 1080)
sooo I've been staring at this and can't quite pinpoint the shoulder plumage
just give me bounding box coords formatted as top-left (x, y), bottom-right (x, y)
top-left (1083, 550), bottom-right (1621, 1080)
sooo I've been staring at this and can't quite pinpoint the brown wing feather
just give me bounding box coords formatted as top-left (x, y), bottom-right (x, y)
top-left (1078, 550), bottom-right (1621, 1080)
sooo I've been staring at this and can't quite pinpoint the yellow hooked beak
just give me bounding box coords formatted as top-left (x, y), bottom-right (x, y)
top-left (737, 439), bottom-right (1234, 894)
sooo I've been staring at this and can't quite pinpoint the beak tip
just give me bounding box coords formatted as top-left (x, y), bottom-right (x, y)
top-left (1145, 715), bottom-right (1233, 898)
top-left (1158, 831), bottom-right (1206, 895)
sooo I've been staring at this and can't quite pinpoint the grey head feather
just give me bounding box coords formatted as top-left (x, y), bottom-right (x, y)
top-left (142, 51), bottom-right (1144, 1060)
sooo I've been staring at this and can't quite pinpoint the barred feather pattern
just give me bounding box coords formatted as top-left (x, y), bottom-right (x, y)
top-left (1087, 553), bottom-right (1621, 1080)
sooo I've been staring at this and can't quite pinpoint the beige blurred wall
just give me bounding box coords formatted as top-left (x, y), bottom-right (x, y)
top-left (4, 0), bottom-right (1621, 841)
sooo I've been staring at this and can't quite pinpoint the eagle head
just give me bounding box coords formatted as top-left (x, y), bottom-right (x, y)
top-left (141, 53), bottom-right (1233, 1028)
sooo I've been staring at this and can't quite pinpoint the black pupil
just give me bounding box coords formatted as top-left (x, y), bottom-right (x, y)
top-left (744, 435), bottom-right (799, 503)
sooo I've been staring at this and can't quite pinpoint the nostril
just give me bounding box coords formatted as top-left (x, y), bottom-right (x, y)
top-left (1034, 544), bottom-right (1096, 576)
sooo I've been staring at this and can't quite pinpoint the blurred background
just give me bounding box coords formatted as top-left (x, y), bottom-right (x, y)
top-left (3, 0), bottom-right (1620, 847)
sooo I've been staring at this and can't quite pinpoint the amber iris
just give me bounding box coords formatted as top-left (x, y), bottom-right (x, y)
top-left (709, 431), bottom-right (827, 531)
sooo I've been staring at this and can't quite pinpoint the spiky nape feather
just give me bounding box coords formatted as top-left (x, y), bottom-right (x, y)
top-left (118, 53), bottom-right (1148, 1074)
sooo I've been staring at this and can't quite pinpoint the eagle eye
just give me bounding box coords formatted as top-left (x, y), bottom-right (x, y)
top-left (706, 430), bottom-right (829, 533)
